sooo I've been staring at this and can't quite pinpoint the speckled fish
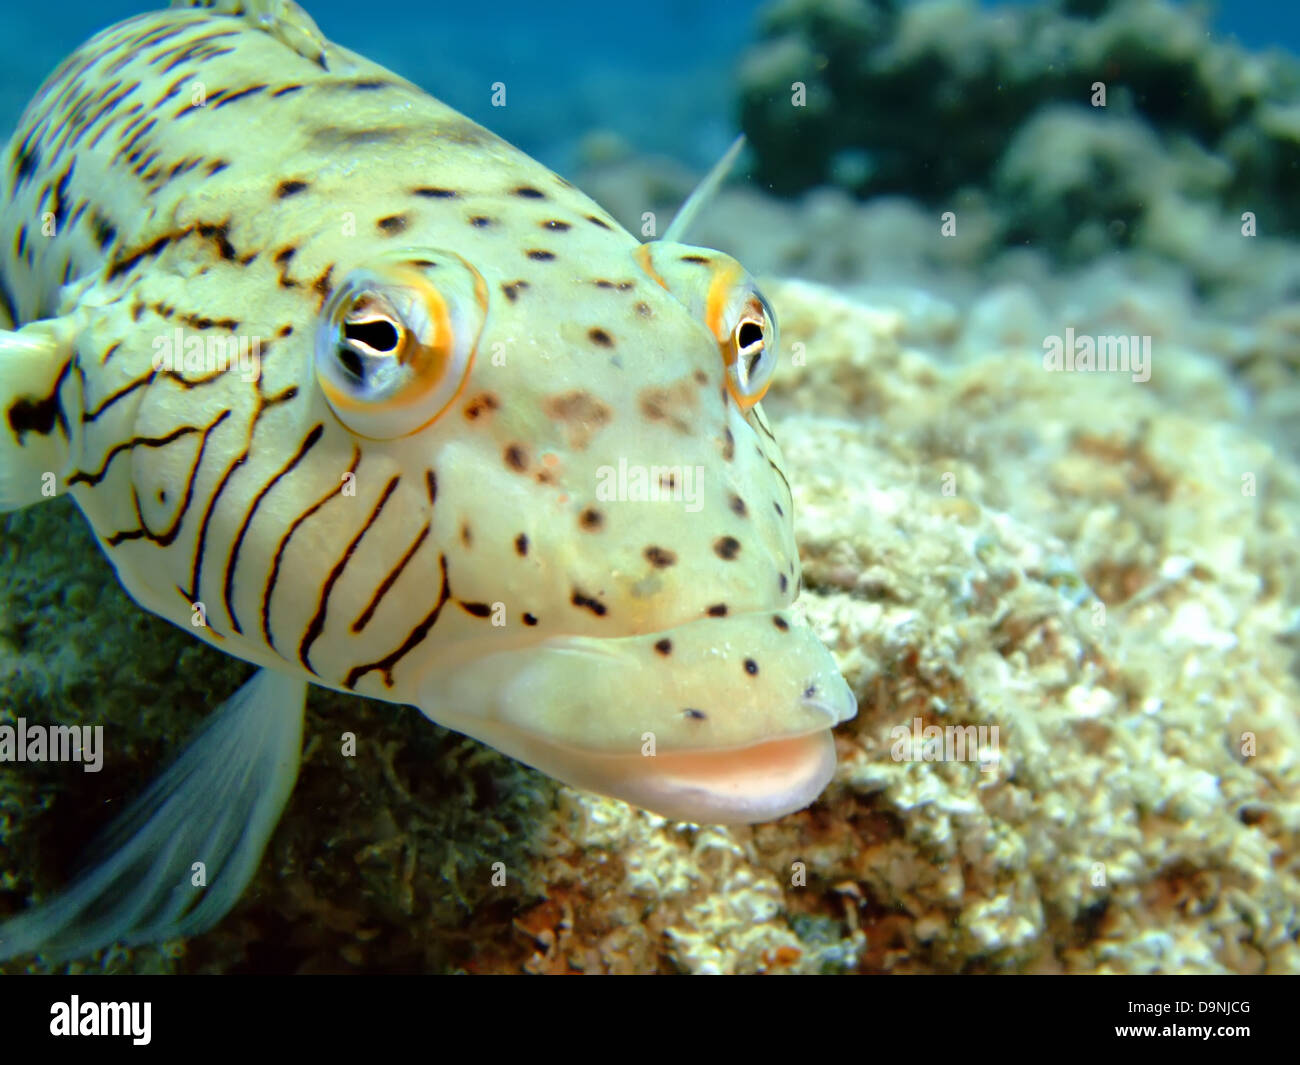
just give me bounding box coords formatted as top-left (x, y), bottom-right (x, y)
top-left (0, 0), bottom-right (855, 959)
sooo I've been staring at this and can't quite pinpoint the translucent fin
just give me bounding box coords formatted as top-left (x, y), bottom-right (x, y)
top-left (0, 321), bottom-right (78, 512)
top-left (0, 669), bottom-right (306, 962)
top-left (661, 134), bottom-right (747, 245)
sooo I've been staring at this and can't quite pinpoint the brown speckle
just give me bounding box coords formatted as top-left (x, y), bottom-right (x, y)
top-left (460, 522), bottom-right (472, 547)
top-left (515, 533), bottom-right (529, 557)
top-left (714, 536), bottom-right (741, 560)
top-left (542, 219), bottom-right (571, 231)
top-left (644, 546), bottom-right (676, 568)
top-left (464, 393), bottom-right (499, 420)
top-left (773, 615), bottom-right (789, 631)
top-left (526, 249), bottom-right (556, 261)
top-left (276, 179), bottom-right (308, 198)
top-left (635, 302), bottom-right (652, 317)
top-left (730, 494), bottom-right (748, 518)
top-left (377, 214), bottom-right (408, 234)
top-left (514, 186), bottom-right (546, 199)
top-left (501, 280), bottom-right (529, 302)
top-left (469, 216), bottom-right (493, 227)
top-left (579, 508), bottom-right (603, 531)
top-left (505, 443), bottom-right (527, 471)
top-left (744, 658), bottom-right (758, 675)
top-left (684, 708), bottom-right (707, 721)
top-left (654, 638), bottom-right (672, 656)
top-left (586, 214), bottom-right (612, 230)
top-left (543, 391), bottom-right (612, 450)
top-left (413, 187), bottom-right (458, 198)
top-left (588, 327), bottom-right (613, 347)
top-left (706, 603), bottom-right (728, 617)
top-left (523, 612), bottom-right (538, 626)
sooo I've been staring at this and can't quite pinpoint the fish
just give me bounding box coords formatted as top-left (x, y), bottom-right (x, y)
top-left (0, 0), bottom-right (856, 961)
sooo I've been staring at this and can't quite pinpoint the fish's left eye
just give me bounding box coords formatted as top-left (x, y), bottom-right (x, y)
top-left (315, 251), bottom-right (486, 439)
top-left (724, 292), bottom-right (777, 410)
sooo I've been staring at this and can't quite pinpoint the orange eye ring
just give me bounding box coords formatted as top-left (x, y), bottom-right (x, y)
top-left (705, 266), bottom-right (778, 412)
top-left (315, 251), bottom-right (485, 439)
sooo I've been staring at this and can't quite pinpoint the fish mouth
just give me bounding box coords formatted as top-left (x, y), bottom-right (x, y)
top-left (453, 715), bottom-right (842, 824)
top-left (417, 612), bottom-right (856, 824)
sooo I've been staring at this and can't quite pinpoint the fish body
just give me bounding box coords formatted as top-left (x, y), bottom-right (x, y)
top-left (0, 0), bottom-right (855, 959)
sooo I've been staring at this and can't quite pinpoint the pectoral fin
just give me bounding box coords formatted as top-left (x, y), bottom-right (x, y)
top-left (0, 669), bottom-right (307, 962)
top-left (0, 320), bottom-right (78, 512)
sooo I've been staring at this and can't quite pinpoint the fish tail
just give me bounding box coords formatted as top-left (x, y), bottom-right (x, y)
top-left (0, 669), bottom-right (306, 963)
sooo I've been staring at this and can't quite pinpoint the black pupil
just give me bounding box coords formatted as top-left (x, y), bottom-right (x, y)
top-left (344, 318), bottom-right (400, 352)
top-left (738, 320), bottom-right (763, 349)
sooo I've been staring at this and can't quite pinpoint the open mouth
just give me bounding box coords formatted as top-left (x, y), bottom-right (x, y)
top-left (417, 610), bottom-right (857, 824)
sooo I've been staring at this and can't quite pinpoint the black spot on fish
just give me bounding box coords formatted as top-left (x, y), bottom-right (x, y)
top-left (526, 250), bottom-right (555, 261)
top-left (501, 280), bottom-right (529, 302)
top-left (571, 589), bottom-right (607, 616)
top-left (276, 179), bottom-right (308, 198)
top-left (513, 186), bottom-right (546, 199)
top-left (644, 546), bottom-right (676, 568)
top-left (588, 328), bottom-right (613, 347)
top-left (585, 214), bottom-right (612, 230)
top-left (714, 536), bottom-right (741, 560)
top-left (654, 638), bottom-right (672, 656)
top-left (376, 214), bottom-right (408, 234)
top-left (413, 187), bottom-right (458, 198)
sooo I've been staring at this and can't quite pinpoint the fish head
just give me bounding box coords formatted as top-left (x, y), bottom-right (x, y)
top-left (307, 222), bottom-right (856, 824)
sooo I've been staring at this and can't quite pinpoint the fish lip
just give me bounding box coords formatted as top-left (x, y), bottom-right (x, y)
top-left (459, 718), bottom-right (841, 825)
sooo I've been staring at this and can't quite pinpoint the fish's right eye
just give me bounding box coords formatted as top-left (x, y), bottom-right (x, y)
top-left (315, 251), bottom-right (486, 439)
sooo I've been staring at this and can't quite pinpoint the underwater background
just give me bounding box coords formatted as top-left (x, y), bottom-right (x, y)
top-left (2, 0), bottom-right (1299, 972)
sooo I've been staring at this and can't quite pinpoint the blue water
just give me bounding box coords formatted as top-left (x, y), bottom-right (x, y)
top-left (1, 1), bottom-right (1296, 172)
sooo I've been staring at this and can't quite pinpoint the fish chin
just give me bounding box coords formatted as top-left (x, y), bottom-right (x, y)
top-left (415, 612), bottom-right (856, 823)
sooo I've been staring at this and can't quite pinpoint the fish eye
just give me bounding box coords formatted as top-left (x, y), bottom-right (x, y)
top-left (724, 292), bottom-right (777, 410)
top-left (632, 244), bottom-right (778, 412)
top-left (315, 251), bottom-right (486, 439)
